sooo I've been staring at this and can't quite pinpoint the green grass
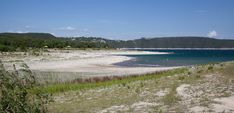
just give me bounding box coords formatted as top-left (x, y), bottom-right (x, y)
top-left (46, 62), bottom-right (234, 112)
top-left (162, 82), bottom-right (180, 106)
top-left (41, 68), bottom-right (187, 94)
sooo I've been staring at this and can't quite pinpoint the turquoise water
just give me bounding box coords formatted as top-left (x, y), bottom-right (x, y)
top-left (115, 50), bottom-right (234, 67)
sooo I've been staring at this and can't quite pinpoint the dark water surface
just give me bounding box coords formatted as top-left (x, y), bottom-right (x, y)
top-left (115, 49), bottom-right (234, 67)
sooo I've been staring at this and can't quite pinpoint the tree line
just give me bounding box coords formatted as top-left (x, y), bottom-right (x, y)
top-left (1, 33), bottom-right (234, 52)
top-left (0, 33), bottom-right (110, 51)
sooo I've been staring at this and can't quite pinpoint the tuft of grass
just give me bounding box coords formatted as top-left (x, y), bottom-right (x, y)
top-left (41, 68), bottom-right (187, 94)
top-left (121, 82), bottom-right (126, 87)
top-left (197, 69), bottom-right (203, 73)
top-left (187, 71), bottom-right (192, 75)
top-left (220, 92), bottom-right (231, 97)
top-left (140, 82), bottom-right (144, 87)
top-left (207, 65), bottom-right (213, 70)
top-left (195, 74), bottom-right (201, 79)
top-left (162, 82), bottom-right (180, 106)
top-left (221, 63), bottom-right (234, 77)
top-left (178, 76), bottom-right (186, 80)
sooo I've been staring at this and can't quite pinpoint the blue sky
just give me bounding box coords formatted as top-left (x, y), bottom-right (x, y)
top-left (0, 0), bottom-right (234, 39)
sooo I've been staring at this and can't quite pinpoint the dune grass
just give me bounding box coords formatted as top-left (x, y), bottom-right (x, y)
top-left (41, 68), bottom-right (187, 94)
top-left (46, 62), bottom-right (234, 113)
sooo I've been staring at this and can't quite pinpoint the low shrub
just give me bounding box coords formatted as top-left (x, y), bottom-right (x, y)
top-left (0, 61), bottom-right (50, 113)
top-left (208, 66), bottom-right (213, 70)
top-left (0, 44), bottom-right (15, 52)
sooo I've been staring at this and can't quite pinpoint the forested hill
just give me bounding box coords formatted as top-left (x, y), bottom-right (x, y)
top-left (0, 33), bottom-right (234, 51)
top-left (0, 33), bottom-right (110, 51)
top-left (0, 33), bottom-right (56, 39)
top-left (110, 37), bottom-right (234, 48)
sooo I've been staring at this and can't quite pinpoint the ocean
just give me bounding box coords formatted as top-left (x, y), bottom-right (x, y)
top-left (115, 49), bottom-right (234, 67)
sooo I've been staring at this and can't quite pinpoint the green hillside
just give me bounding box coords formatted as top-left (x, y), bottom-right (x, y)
top-left (110, 37), bottom-right (234, 48)
top-left (0, 32), bottom-right (234, 52)
top-left (0, 33), bottom-right (109, 51)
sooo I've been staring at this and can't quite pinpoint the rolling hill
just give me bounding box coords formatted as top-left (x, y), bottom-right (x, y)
top-left (109, 37), bottom-right (234, 48)
top-left (0, 32), bottom-right (234, 51)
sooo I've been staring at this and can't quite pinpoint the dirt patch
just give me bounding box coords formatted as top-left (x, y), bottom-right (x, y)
top-left (176, 84), bottom-right (191, 99)
top-left (130, 101), bottom-right (159, 112)
top-left (98, 105), bottom-right (128, 113)
top-left (189, 106), bottom-right (208, 113)
top-left (155, 89), bottom-right (169, 97)
top-left (211, 96), bottom-right (234, 112)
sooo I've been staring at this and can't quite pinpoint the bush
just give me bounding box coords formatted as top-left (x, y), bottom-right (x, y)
top-left (0, 61), bottom-right (50, 113)
top-left (0, 44), bottom-right (15, 52)
top-left (208, 66), bottom-right (213, 70)
top-left (178, 76), bottom-right (185, 80)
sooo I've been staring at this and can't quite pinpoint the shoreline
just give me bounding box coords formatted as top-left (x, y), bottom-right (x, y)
top-left (122, 48), bottom-right (234, 50)
top-left (26, 50), bottom-right (176, 74)
top-left (1, 50), bottom-right (177, 83)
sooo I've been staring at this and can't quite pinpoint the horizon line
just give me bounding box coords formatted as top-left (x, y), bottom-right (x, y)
top-left (1, 32), bottom-right (233, 40)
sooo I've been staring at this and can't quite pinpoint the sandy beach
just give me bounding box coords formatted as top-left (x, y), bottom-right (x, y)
top-left (1, 49), bottom-right (178, 82)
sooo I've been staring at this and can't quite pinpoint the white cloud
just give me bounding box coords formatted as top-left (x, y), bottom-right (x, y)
top-left (64, 26), bottom-right (76, 30)
top-left (50, 32), bottom-right (56, 35)
top-left (15, 31), bottom-right (28, 33)
top-left (58, 26), bottom-right (76, 31)
top-left (207, 30), bottom-right (217, 38)
top-left (6, 30), bottom-right (29, 33)
top-left (16, 31), bottom-right (23, 33)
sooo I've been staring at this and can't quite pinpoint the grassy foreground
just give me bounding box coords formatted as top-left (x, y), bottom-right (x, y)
top-left (42, 68), bottom-right (187, 94)
top-left (47, 62), bottom-right (234, 113)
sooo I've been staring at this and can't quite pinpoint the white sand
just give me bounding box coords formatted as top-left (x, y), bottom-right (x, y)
top-left (176, 84), bottom-right (191, 99)
top-left (212, 96), bottom-right (234, 112)
top-left (1, 50), bottom-right (178, 77)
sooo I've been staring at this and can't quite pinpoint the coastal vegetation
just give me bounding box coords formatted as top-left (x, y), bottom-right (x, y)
top-left (41, 68), bottom-right (186, 94)
top-left (111, 37), bottom-right (234, 48)
top-left (1, 33), bottom-right (234, 52)
top-left (0, 33), bottom-right (110, 51)
top-left (47, 62), bottom-right (234, 113)
top-left (1, 33), bottom-right (234, 112)
top-left (1, 0), bottom-right (233, 112)
top-left (0, 61), bottom-right (50, 113)
top-left (1, 49), bottom-right (234, 112)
